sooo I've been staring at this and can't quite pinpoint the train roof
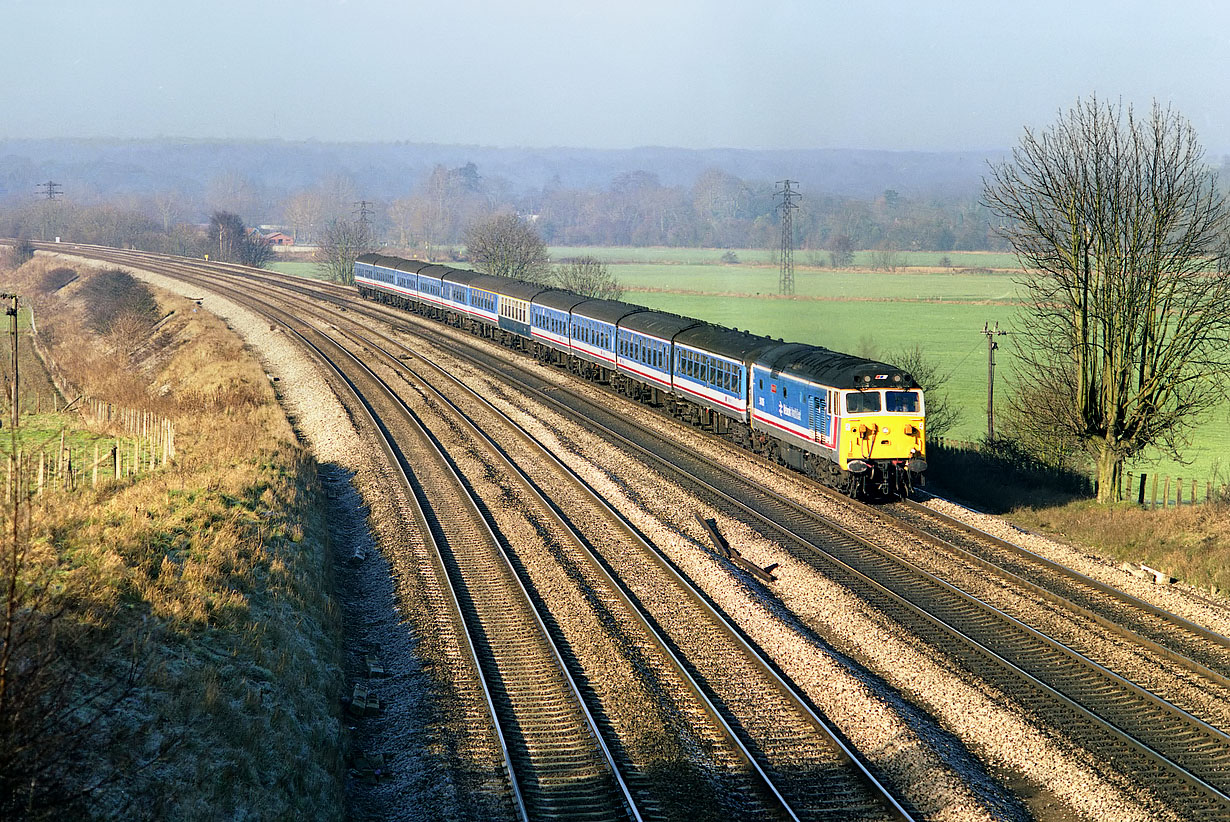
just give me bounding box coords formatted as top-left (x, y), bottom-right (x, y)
top-left (571, 297), bottom-right (646, 325)
top-left (462, 271), bottom-right (548, 300)
top-left (416, 264), bottom-right (452, 280)
top-left (534, 290), bottom-right (592, 312)
top-left (618, 309), bottom-right (701, 340)
top-left (758, 343), bottom-right (917, 390)
top-left (675, 323), bottom-right (780, 363)
top-left (391, 258), bottom-right (430, 274)
top-left (441, 267), bottom-right (483, 285)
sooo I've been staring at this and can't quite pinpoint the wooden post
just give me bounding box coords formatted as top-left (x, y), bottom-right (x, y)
top-left (1163, 476), bottom-right (1170, 508)
top-left (115, 440), bottom-right (121, 478)
top-left (37, 451), bottom-right (44, 495)
top-left (1138, 473), bottom-right (1147, 506)
top-left (93, 442), bottom-right (99, 488)
top-left (1191, 478), bottom-right (1197, 506)
top-left (1177, 478), bottom-right (1183, 506)
top-left (1151, 474), bottom-right (1158, 509)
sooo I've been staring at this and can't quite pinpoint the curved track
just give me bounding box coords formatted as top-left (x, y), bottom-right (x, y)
top-left (44, 243), bottom-right (916, 820)
top-left (37, 243), bottom-right (1230, 818)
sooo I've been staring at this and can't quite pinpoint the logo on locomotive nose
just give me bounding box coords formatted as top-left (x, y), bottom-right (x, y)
top-left (875, 374), bottom-right (888, 380)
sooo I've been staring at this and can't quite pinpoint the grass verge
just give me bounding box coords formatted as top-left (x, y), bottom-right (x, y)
top-left (1, 257), bottom-right (344, 820)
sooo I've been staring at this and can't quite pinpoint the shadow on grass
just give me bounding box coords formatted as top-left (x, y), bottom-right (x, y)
top-left (924, 438), bottom-right (1093, 514)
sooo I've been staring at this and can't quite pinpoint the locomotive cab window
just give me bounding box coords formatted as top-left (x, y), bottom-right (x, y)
top-left (846, 391), bottom-right (881, 413)
top-left (886, 390), bottom-right (921, 413)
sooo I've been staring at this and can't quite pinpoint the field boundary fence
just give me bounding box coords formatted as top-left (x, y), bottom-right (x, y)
top-left (1125, 471), bottom-right (1228, 508)
top-left (4, 399), bottom-right (177, 502)
top-left (931, 437), bottom-right (1226, 508)
top-left (3, 304), bottom-right (178, 501)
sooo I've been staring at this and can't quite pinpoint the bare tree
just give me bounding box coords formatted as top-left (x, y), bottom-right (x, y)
top-left (464, 213), bottom-right (550, 283)
top-left (283, 190), bottom-right (327, 245)
top-left (829, 234), bottom-right (855, 268)
top-left (206, 211), bottom-right (271, 268)
top-left (888, 344), bottom-right (960, 438)
top-left (984, 96), bottom-right (1230, 501)
top-left (151, 191), bottom-right (186, 233)
top-left (386, 197), bottom-right (420, 248)
top-left (206, 170), bottom-right (261, 220)
top-left (315, 218), bottom-right (371, 285)
top-left (553, 256), bottom-right (624, 300)
top-left (869, 246), bottom-right (901, 271)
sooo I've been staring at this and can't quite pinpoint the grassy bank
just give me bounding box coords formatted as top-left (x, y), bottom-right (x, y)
top-left (1, 258), bottom-right (344, 820)
top-left (1010, 500), bottom-right (1230, 592)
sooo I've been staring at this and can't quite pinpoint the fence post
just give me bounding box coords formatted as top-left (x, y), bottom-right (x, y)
top-left (1207, 480), bottom-right (1213, 506)
top-left (1151, 474), bottom-right (1158, 509)
top-left (1177, 477), bottom-right (1183, 506)
top-left (1191, 478), bottom-right (1197, 506)
top-left (1163, 476), bottom-right (1170, 508)
top-left (1138, 473), bottom-right (1147, 506)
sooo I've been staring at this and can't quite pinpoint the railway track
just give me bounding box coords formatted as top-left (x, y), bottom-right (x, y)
top-left (48, 244), bottom-right (914, 819)
top-left (884, 495), bottom-right (1230, 686)
top-left (248, 292), bottom-right (640, 820)
top-left (341, 324), bottom-right (913, 820)
top-left (36, 243), bottom-right (1230, 817)
top-left (430, 338), bottom-right (1230, 817)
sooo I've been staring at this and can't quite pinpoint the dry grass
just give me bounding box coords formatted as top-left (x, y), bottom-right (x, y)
top-left (1009, 499), bottom-right (1230, 591)
top-left (2, 257), bottom-right (345, 820)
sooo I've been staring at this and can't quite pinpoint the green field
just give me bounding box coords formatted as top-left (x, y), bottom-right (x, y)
top-left (550, 246), bottom-right (1024, 271)
top-left (604, 254), bottom-right (1227, 489)
top-left (268, 260), bottom-right (323, 279)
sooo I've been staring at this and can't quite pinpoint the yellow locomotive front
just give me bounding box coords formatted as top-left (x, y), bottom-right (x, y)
top-left (837, 387), bottom-right (927, 496)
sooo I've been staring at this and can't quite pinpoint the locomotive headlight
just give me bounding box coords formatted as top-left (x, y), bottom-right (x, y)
top-left (881, 427), bottom-right (890, 434)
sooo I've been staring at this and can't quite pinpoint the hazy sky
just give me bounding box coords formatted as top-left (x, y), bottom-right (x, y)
top-left (5, 0), bottom-right (1230, 153)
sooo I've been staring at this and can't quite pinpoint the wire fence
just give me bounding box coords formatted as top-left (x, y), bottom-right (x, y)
top-left (931, 437), bottom-right (1227, 507)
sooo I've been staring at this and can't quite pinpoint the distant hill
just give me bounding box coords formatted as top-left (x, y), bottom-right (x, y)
top-left (0, 138), bottom-right (1002, 202)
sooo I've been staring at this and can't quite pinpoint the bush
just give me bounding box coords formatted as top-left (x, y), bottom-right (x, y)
top-left (8, 239), bottom-right (36, 267)
top-left (77, 269), bottom-right (159, 335)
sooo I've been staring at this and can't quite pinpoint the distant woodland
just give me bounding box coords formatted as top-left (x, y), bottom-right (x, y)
top-left (7, 137), bottom-right (1223, 256)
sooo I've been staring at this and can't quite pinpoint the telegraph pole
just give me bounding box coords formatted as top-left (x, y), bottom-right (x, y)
top-left (3, 294), bottom-right (18, 430)
top-left (775, 180), bottom-right (799, 296)
top-left (37, 181), bottom-right (62, 200)
top-left (983, 321), bottom-right (1007, 440)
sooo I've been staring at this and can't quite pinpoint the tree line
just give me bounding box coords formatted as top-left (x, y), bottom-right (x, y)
top-left (0, 161), bottom-right (1006, 257)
